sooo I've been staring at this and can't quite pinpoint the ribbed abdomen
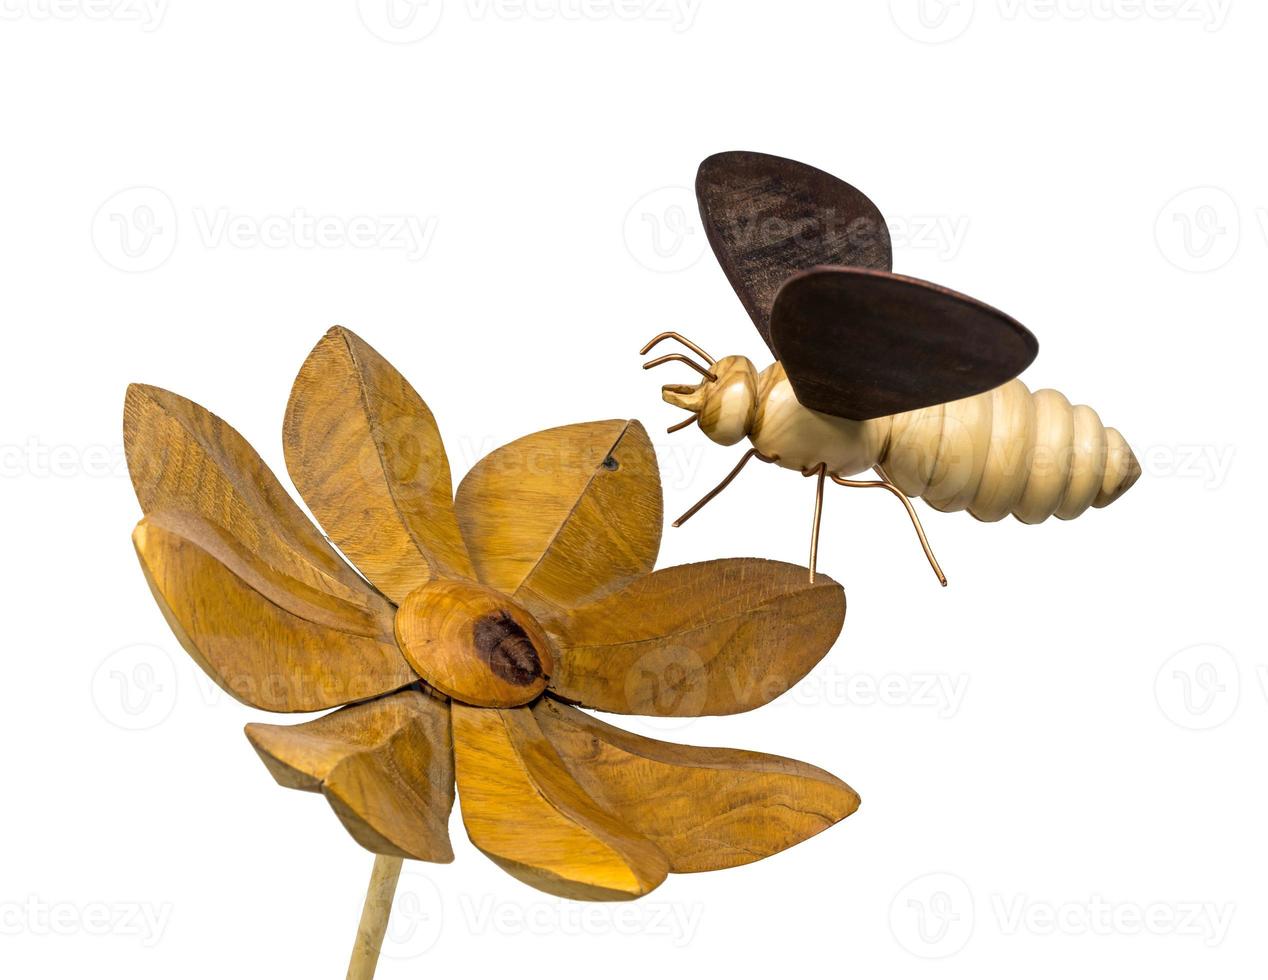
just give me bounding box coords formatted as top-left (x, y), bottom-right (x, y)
top-left (879, 380), bottom-right (1140, 524)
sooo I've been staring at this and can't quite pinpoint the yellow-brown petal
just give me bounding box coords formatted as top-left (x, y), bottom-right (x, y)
top-left (453, 420), bottom-right (661, 614)
top-left (451, 703), bottom-right (668, 901)
top-left (123, 383), bottom-right (370, 604)
top-left (544, 559), bottom-right (845, 716)
top-left (246, 688), bottom-right (454, 862)
top-left (284, 327), bottom-right (475, 602)
top-left (534, 699), bottom-right (859, 872)
top-left (133, 511), bottom-right (416, 711)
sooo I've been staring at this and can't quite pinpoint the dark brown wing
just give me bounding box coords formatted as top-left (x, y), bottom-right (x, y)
top-left (770, 266), bottom-right (1039, 420)
top-left (696, 151), bottom-right (891, 354)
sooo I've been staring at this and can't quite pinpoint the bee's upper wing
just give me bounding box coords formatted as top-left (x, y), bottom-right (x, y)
top-left (696, 150), bottom-right (892, 354)
top-left (769, 266), bottom-right (1039, 421)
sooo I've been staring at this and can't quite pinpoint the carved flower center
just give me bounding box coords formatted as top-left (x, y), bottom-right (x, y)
top-left (394, 581), bottom-right (554, 708)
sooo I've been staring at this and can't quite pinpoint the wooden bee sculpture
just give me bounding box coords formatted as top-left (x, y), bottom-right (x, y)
top-left (644, 151), bottom-right (1141, 585)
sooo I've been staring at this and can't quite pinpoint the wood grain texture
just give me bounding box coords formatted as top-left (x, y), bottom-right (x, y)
top-left (533, 699), bottom-right (860, 872)
top-left (133, 512), bottom-right (416, 711)
top-left (451, 703), bottom-right (668, 901)
top-left (395, 581), bottom-right (554, 708)
top-left (284, 327), bottom-right (474, 603)
top-left (696, 150), bottom-right (892, 353)
top-left (770, 266), bottom-right (1039, 421)
top-left (246, 687), bottom-right (454, 862)
top-left (544, 559), bottom-right (845, 716)
top-left (347, 855), bottom-right (404, 980)
top-left (453, 420), bottom-right (662, 613)
top-left (123, 383), bottom-right (372, 604)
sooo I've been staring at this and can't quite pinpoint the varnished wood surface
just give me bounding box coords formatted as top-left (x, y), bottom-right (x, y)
top-left (246, 687), bottom-right (454, 862)
top-left (770, 266), bottom-right (1039, 421)
top-left (451, 703), bottom-right (669, 901)
top-left (671, 361), bottom-right (1139, 523)
top-left (124, 383), bottom-right (372, 602)
top-left (454, 419), bottom-right (662, 615)
top-left (696, 150), bottom-right (892, 352)
top-left (395, 581), bottom-right (554, 708)
top-left (133, 511), bottom-right (415, 711)
top-left (284, 327), bottom-right (475, 602)
top-left (544, 559), bottom-right (845, 716)
top-left (534, 699), bottom-right (860, 872)
top-left (347, 855), bottom-right (404, 980)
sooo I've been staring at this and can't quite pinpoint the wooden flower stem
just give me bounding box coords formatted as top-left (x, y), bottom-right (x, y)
top-left (346, 855), bottom-right (404, 980)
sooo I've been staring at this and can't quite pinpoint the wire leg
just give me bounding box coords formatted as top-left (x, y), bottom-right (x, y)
top-left (830, 471), bottom-right (948, 587)
top-left (673, 448), bottom-right (770, 527)
top-left (808, 463), bottom-right (827, 583)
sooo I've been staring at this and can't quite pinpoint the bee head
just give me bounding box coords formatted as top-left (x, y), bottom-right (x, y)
top-left (662, 355), bottom-right (758, 446)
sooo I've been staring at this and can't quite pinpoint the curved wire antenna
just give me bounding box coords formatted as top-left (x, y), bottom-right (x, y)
top-left (672, 448), bottom-right (776, 527)
top-left (666, 414), bottom-right (698, 434)
top-left (828, 467), bottom-right (948, 587)
top-left (640, 330), bottom-right (716, 365)
top-left (642, 353), bottom-right (717, 382)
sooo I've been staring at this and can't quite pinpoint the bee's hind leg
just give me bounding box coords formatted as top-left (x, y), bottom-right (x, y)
top-left (821, 466), bottom-right (948, 587)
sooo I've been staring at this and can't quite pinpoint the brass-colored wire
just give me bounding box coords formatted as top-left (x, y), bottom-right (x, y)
top-left (666, 414), bottom-right (698, 434)
top-left (672, 448), bottom-right (774, 527)
top-left (830, 470), bottom-right (948, 587)
top-left (808, 463), bottom-right (827, 584)
top-left (639, 331), bottom-right (716, 365)
top-left (642, 353), bottom-right (717, 382)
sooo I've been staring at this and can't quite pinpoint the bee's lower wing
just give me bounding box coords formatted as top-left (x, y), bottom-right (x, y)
top-left (696, 150), bottom-right (892, 353)
top-left (771, 266), bottom-right (1040, 421)
top-left (541, 558), bottom-right (845, 716)
top-left (533, 699), bottom-right (860, 872)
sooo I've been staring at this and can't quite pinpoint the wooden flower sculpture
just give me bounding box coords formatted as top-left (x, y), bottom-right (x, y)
top-left (124, 327), bottom-right (858, 906)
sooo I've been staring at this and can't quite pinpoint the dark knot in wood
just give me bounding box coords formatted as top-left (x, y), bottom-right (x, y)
top-left (473, 611), bottom-right (544, 687)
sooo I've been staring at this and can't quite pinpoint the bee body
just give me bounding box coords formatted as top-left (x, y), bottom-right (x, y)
top-left (668, 356), bottom-right (1140, 525)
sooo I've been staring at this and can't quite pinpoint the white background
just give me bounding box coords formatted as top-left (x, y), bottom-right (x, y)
top-left (1, 1), bottom-right (1263, 977)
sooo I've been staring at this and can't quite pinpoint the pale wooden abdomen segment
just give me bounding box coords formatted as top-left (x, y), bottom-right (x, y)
top-left (881, 379), bottom-right (1140, 524)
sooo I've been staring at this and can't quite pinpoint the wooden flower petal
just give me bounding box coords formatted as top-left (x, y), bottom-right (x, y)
top-left (534, 699), bottom-right (860, 871)
top-left (451, 704), bottom-right (668, 901)
top-left (453, 420), bottom-right (662, 613)
top-left (284, 327), bottom-right (475, 602)
top-left (544, 559), bottom-right (845, 716)
top-left (124, 383), bottom-right (370, 604)
top-left (246, 688), bottom-right (454, 862)
top-left (133, 511), bottom-right (416, 711)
